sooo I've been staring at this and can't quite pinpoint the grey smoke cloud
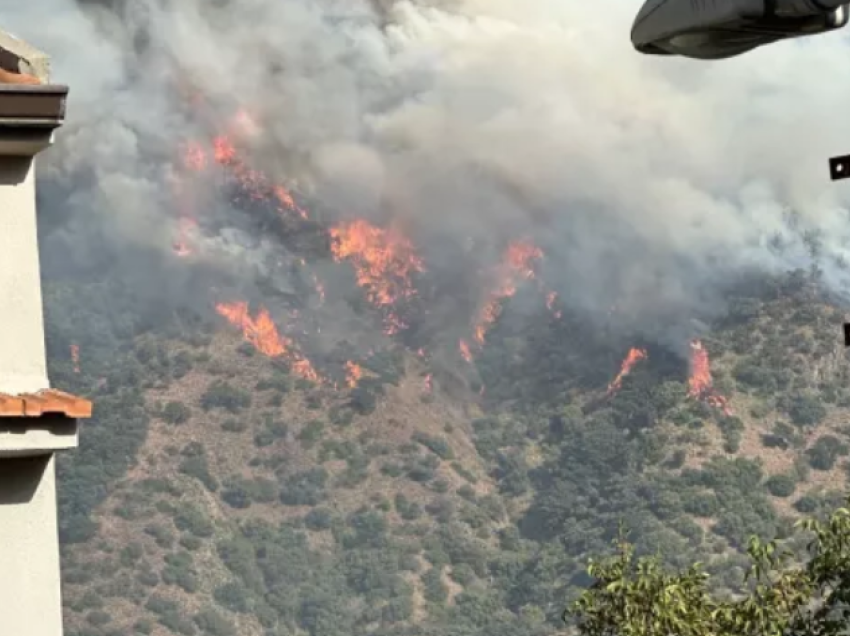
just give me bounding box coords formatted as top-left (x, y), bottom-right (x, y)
top-left (7, 0), bottom-right (850, 343)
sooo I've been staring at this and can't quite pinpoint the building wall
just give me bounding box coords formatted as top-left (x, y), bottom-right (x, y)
top-left (0, 155), bottom-right (50, 393)
top-left (0, 455), bottom-right (64, 636)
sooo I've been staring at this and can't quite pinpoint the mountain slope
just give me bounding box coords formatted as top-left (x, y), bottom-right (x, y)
top-left (51, 263), bottom-right (850, 636)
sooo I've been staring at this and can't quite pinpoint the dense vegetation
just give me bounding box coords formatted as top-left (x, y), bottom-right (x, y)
top-left (45, 244), bottom-right (850, 636)
top-left (570, 499), bottom-right (850, 636)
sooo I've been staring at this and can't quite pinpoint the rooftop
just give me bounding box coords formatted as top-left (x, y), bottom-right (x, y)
top-left (0, 390), bottom-right (92, 419)
top-left (0, 28), bottom-right (67, 155)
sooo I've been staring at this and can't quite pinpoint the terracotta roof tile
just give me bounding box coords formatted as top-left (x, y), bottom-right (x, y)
top-left (0, 67), bottom-right (40, 85)
top-left (0, 389), bottom-right (91, 418)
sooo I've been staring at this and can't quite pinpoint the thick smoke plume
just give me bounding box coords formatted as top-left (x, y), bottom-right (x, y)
top-left (8, 0), bottom-right (850, 353)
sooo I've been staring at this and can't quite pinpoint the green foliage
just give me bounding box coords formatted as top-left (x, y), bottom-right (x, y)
top-left (162, 550), bottom-right (199, 593)
top-left (280, 468), bottom-right (328, 506)
top-left (179, 443), bottom-right (219, 492)
top-left (174, 505), bottom-right (215, 538)
top-left (193, 607), bottom-right (237, 636)
top-left (221, 418), bottom-right (247, 433)
top-left (52, 262), bottom-right (850, 636)
top-left (221, 476), bottom-right (278, 509)
top-left (782, 392), bottom-right (827, 427)
top-left (570, 500), bottom-right (850, 636)
top-left (807, 435), bottom-right (849, 471)
top-left (214, 581), bottom-right (251, 613)
top-left (717, 416), bottom-right (744, 454)
top-left (764, 474), bottom-right (797, 498)
top-left (162, 400), bottom-right (192, 425)
top-left (298, 420), bottom-right (325, 448)
top-left (201, 380), bottom-right (251, 413)
top-left (413, 432), bottom-right (455, 460)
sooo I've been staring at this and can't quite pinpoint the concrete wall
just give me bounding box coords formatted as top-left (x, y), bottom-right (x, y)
top-left (0, 27), bottom-right (76, 636)
top-left (0, 155), bottom-right (50, 394)
top-left (0, 455), bottom-right (64, 636)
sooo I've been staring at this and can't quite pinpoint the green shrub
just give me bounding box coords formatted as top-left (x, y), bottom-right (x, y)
top-left (201, 380), bottom-right (251, 413)
top-left (297, 420), bottom-right (325, 448)
top-left (213, 582), bottom-right (250, 613)
top-left (179, 453), bottom-right (218, 493)
top-left (305, 507), bottom-right (334, 530)
top-left (794, 494), bottom-right (819, 513)
top-left (193, 607), bottom-right (236, 636)
top-left (422, 567), bottom-right (448, 604)
top-left (785, 393), bottom-right (827, 427)
top-left (144, 523), bottom-right (174, 549)
top-left (765, 474), bottom-right (797, 497)
top-left (221, 418), bottom-right (247, 433)
top-left (179, 535), bottom-right (203, 551)
top-left (145, 594), bottom-right (179, 616)
top-left (395, 493), bottom-right (423, 521)
top-left (118, 542), bottom-right (144, 567)
top-left (413, 432), bottom-right (455, 460)
top-left (162, 400), bottom-right (191, 425)
top-left (171, 351), bottom-right (193, 379)
top-left (86, 610), bottom-right (112, 626)
top-left (808, 435), bottom-right (847, 471)
top-left (174, 506), bottom-right (214, 538)
top-left (280, 468), bottom-right (328, 506)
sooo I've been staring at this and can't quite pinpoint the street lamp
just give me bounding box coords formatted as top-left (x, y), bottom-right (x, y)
top-left (631, 0), bottom-right (849, 60)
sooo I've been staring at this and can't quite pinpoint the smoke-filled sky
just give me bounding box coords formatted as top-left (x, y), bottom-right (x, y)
top-left (7, 0), bottom-right (850, 347)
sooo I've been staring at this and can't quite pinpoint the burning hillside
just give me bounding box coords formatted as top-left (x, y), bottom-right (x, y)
top-left (688, 339), bottom-right (733, 415)
top-left (329, 219), bottom-right (425, 335)
top-left (151, 100), bottom-right (752, 413)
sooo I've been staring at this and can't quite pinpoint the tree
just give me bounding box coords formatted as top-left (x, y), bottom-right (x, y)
top-left (567, 501), bottom-right (850, 636)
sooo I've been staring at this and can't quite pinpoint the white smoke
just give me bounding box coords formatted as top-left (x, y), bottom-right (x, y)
top-left (7, 0), bottom-right (850, 334)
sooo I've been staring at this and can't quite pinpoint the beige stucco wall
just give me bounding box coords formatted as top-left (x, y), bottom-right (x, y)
top-left (0, 454), bottom-right (64, 636)
top-left (0, 155), bottom-right (50, 394)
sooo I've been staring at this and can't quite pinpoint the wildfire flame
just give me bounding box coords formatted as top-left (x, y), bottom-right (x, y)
top-left (70, 344), bottom-right (80, 374)
top-left (345, 361), bottom-right (363, 388)
top-left (329, 219), bottom-right (425, 334)
top-left (175, 109), bottom-right (309, 253)
top-left (454, 240), bottom-right (546, 364)
top-left (473, 240), bottom-right (542, 345)
top-left (424, 373), bottom-right (433, 393)
top-left (459, 339), bottom-right (473, 364)
top-left (215, 301), bottom-right (321, 383)
top-left (607, 347), bottom-right (647, 395)
top-left (688, 339), bottom-right (733, 415)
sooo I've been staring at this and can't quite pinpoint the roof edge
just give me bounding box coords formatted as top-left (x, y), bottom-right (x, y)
top-left (0, 389), bottom-right (92, 419)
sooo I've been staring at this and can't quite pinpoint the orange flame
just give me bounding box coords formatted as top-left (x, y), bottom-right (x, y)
top-left (172, 145), bottom-right (204, 257)
top-left (345, 361), bottom-right (363, 388)
top-left (424, 373), bottom-right (433, 393)
top-left (688, 339), bottom-right (733, 415)
top-left (329, 219), bottom-right (425, 334)
top-left (182, 141), bottom-right (207, 172)
top-left (70, 344), bottom-right (80, 374)
top-left (472, 239), bottom-right (543, 347)
top-left (178, 111), bottom-right (309, 227)
top-left (607, 347), bottom-right (647, 395)
top-left (459, 339), bottom-right (473, 364)
top-left (215, 301), bottom-right (320, 383)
